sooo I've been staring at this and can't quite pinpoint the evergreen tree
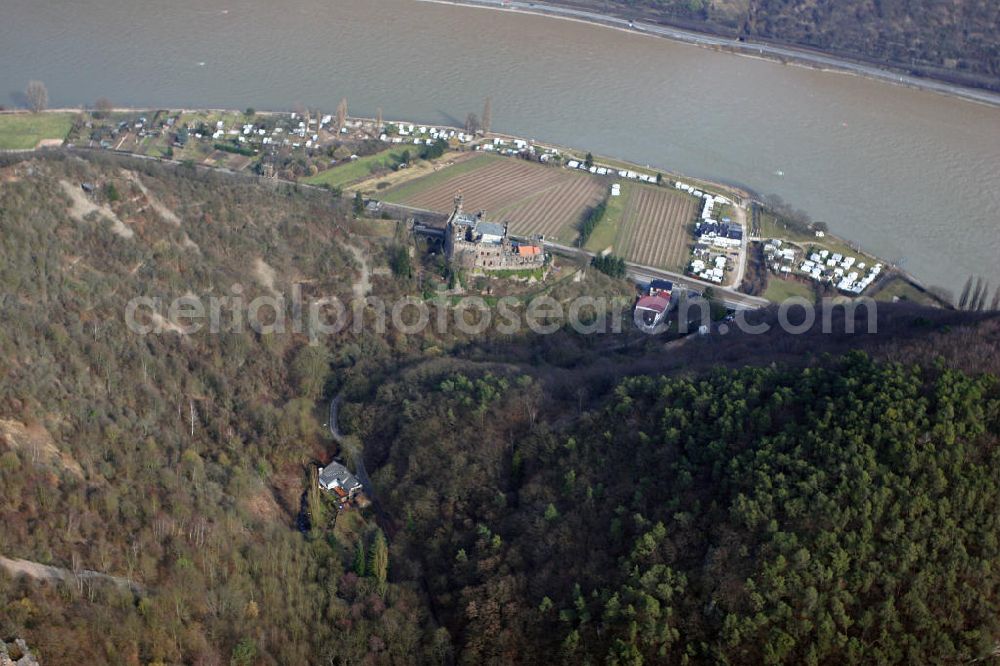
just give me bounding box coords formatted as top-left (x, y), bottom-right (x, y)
top-left (353, 539), bottom-right (366, 577)
top-left (307, 475), bottom-right (325, 533)
top-left (369, 529), bottom-right (389, 595)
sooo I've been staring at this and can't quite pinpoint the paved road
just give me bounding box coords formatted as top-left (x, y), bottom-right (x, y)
top-left (71, 144), bottom-right (765, 310)
top-left (422, 0), bottom-right (1000, 108)
top-left (540, 239), bottom-right (769, 310)
top-left (328, 394), bottom-right (375, 499)
top-left (728, 200), bottom-right (750, 289)
top-left (400, 199), bottom-right (767, 309)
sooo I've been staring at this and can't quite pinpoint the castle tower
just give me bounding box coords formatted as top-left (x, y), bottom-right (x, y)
top-left (445, 193), bottom-right (464, 264)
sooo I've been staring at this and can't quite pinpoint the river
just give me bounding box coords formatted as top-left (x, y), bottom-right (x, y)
top-left (3, 0), bottom-right (998, 293)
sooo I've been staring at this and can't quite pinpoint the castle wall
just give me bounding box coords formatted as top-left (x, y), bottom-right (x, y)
top-left (443, 200), bottom-right (544, 272)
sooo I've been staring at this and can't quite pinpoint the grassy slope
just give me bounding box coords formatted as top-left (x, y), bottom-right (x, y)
top-left (763, 274), bottom-right (815, 302)
top-left (583, 181), bottom-right (631, 253)
top-left (303, 148), bottom-right (402, 189)
top-left (874, 275), bottom-right (942, 307)
top-left (0, 113), bottom-right (73, 149)
top-left (760, 211), bottom-right (877, 265)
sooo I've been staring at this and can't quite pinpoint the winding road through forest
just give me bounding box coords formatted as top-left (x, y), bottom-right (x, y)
top-left (328, 393), bottom-right (375, 500)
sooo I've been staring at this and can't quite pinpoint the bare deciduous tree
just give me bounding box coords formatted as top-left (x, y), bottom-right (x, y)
top-left (958, 277), bottom-right (973, 309)
top-left (974, 282), bottom-right (990, 311)
top-left (969, 277), bottom-right (985, 312)
top-left (336, 98), bottom-right (348, 131)
top-left (189, 398), bottom-right (196, 437)
top-left (95, 97), bottom-right (113, 118)
top-left (26, 80), bottom-right (48, 113)
top-left (465, 112), bottom-right (480, 135)
top-left (482, 96), bottom-right (492, 134)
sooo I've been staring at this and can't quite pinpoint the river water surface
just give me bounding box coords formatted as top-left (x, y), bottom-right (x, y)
top-left (3, 0), bottom-right (998, 293)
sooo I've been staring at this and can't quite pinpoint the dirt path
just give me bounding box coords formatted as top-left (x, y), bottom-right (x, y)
top-left (346, 245), bottom-right (371, 300)
top-left (122, 169), bottom-right (200, 250)
top-left (0, 555), bottom-right (143, 593)
top-left (252, 257), bottom-right (280, 296)
top-left (121, 169), bottom-right (181, 225)
top-left (59, 180), bottom-right (133, 239)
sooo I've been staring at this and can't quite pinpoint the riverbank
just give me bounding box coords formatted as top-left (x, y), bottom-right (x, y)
top-left (0, 106), bottom-right (946, 307)
top-left (418, 0), bottom-right (1000, 109)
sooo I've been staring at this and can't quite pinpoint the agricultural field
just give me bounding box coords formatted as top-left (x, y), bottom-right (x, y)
top-left (380, 153), bottom-right (494, 201)
top-left (595, 185), bottom-right (697, 271)
top-left (497, 176), bottom-right (605, 239)
top-left (618, 187), bottom-right (697, 270)
top-left (384, 155), bottom-right (604, 242)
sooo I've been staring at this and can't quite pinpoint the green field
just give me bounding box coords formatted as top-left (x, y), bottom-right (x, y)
top-left (303, 149), bottom-right (406, 189)
top-left (581, 182), bottom-right (696, 271)
top-left (764, 276), bottom-right (816, 303)
top-left (0, 113), bottom-right (73, 150)
top-left (873, 276), bottom-right (944, 307)
top-left (177, 110), bottom-right (246, 127)
top-left (583, 182), bottom-right (630, 252)
top-left (760, 212), bottom-right (875, 267)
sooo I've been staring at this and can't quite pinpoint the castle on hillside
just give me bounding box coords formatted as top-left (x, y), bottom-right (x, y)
top-left (444, 195), bottom-right (545, 272)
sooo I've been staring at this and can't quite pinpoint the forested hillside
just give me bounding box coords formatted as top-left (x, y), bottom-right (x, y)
top-left (551, 0), bottom-right (1000, 90)
top-left (0, 153), bottom-right (439, 664)
top-left (2, 151), bottom-right (1000, 664)
top-left (348, 348), bottom-right (1000, 664)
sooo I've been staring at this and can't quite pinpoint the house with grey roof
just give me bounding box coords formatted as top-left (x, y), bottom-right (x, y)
top-left (318, 461), bottom-right (363, 502)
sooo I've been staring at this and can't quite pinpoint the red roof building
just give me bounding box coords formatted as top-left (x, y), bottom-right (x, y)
top-left (636, 295), bottom-right (670, 313)
top-left (635, 294), bottom-right (671, 330)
